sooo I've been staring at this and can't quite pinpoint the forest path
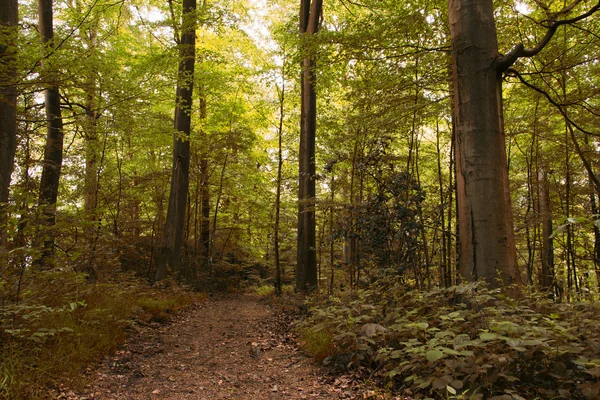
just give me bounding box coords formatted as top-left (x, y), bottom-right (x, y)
top-left (72, 294), bottom-right (351, 399)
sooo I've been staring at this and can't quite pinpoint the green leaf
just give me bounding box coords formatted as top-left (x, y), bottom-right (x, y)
top-left (440, 347), bottom-right (459, 355)
top-left (414, 322), bottom-right (429, 330)
top-left (479, 332), bottom-right (498, 341)
top-left (426, 349), bottom-right (444, 363)
top-left (446, 385), bottom-right (457, 395)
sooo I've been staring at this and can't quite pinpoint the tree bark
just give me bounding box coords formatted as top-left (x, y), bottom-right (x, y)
top-left (0, 0), bottom-right (18, 253)
top-left (198, 85), bottom-right (210, 269)
top-left (538, 168), bottom-right (554, 292)
top-left (155, 0), bottom-right (196, 281)
top-left (448, 0), bottom-right (520, 288)
top-left (296, 0), bottom-right (322, 292)
top-left (36, 0), bottom-right (65, 265)
top-left (274, 80), bottom-right (285, 296)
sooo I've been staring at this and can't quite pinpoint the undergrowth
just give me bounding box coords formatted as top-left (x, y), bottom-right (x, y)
top-left (0, 271), bottom-right (203, 399)
top-left (298, 281), bottom-right (600, 400)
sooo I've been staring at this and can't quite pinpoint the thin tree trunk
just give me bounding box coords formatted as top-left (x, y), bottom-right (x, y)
top-left (80, 5), bottom-right (99, 227)
top-left (155, 0), bottom-right (196, 281)
top-left (36, 0), bottom-right (65, 266)
top-left (435, 119), bottom-right (449, 287)
top-left (0, 0), bottom-right (18, 255)
top-left (274, 80), bottom-right (285, 296)
top-left (538, 168), bottom-right (554, 293)
top-left (296, 0), bottom-right (322, 292)
top-left (584, 135), bottom-right (600, 292)
top-left (590, 175), bottom-right (600, 293)
top-left (329, 168), bottom-right (335, 293)
top-left (197, 84), bottom-right (210, 271)
top-left (210, 151), bottom-right (229, 271)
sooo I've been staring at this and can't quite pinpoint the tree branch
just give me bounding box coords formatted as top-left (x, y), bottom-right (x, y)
top-left (496, 1), bottom-right (600, 71)
top-left (566, 122), bottom-right (600, 195)
top-left (506, 68), bottom-right (599, 138)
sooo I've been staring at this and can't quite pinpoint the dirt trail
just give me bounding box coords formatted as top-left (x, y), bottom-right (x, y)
top-left (72, 295), bottom-right (350, 399)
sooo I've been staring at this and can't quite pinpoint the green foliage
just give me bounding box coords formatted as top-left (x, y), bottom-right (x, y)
top-left (299, 281), bottom-right (600, 399)
top-left (253, 284), bottom-right (276, 297)
top-left (0, 272), bottom-right (202, 399)
top-left (299, 326), bottom-right (336, 362)
top-left (252, 283), bottom-right (294, 297)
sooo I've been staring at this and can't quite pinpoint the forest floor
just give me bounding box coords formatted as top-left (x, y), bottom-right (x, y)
top-left (59, 294), bottom-right (382, 400)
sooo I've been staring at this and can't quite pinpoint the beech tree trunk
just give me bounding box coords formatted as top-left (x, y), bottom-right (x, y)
top-left (448, 0), bottom-right (520, 288)
top-left (0, 0), bottom-right (18, 252)
top-left (296, 0), bottom-right (322, 292)
top-left (36, 0), bottom-right (65, 265)
top-left (155, 0), bottom-right (196, 281)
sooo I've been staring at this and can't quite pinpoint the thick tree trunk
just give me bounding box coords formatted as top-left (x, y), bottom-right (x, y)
top-left (448, 0), bottom-right (520, 288)
top-left (0, 0), bottom-right (18, 252)
top-left (155, 0), bottom-right (196, 281)
top-left (36, 0), bottom-right (65, 265)
top-left (296, 0), bottom-right (322, 292)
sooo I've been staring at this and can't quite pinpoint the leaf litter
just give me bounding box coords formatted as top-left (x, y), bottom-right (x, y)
top-left (61, 294), bottom-right (389, 399)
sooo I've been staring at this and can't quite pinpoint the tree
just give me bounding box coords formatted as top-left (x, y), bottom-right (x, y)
top-left (448, 0), bottom-right (599, 289)
top-left (155, 0), bottom-right (197, 281)
top-left (296, 0), bottom-right (322, 292)
top-left (36, 0), bottom-right (65, 265)
top-left (0, 0), bottom-right (18, 252)
top-left (274, 72), bottom-right (286, 296)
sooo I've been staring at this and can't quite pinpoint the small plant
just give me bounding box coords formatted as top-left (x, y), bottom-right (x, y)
top-left (254, 284), bottom-right (276, 297)
top-left (0, 272), bottom-right (203, 399)
top-left (298, 280), bottom-right (600, 399)
top-left (299, 326), bottom-right (336, 362)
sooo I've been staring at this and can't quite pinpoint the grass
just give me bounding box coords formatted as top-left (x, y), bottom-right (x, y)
top-left (0, 272), bottom-right (204, 399)
top-left (298, 327), bottom-right (336, 362)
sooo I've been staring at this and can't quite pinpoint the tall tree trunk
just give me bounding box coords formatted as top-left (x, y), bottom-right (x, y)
top-left (274, 80), bottom-right (285, 296)
top-left (435, 119), bottom-right (449, 287)
top-left (0, 0), bottom-right (18, 255)
top-left (584, 135), bottom-right (600, 292)
top-left (36, 0), bottom-right (65, 265)
top-left (448, 0), bottom-right (520, 288)
top-left (589, 174), bottom-right (600, 293)
top-left (75, 0), bottom-right (100, 228)
top-left (329, 167), bottom-right (335, 293)
top-left (155, 0), bottom-right (196, 281)
top-left (198, 85), bottom-right (210, 269)
top-left (296, 0), bottom-right (322, 292)
top-left (538, 168), bottom-right (554, 293)
top-left (210, 150), bottom-right (229, 272)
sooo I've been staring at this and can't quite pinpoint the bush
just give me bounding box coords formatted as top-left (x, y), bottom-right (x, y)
top-left (298, 281), bottom-right (600, 399)
top-left (0, 272), bottom-right (203, 399)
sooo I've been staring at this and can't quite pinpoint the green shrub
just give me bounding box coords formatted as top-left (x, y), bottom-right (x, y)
top-left (298, 281), bottom-right (600, 399)
top-left (0, 273), bottom-right (203, 399)
top-left (299, 327), bottom-right (336, 362)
